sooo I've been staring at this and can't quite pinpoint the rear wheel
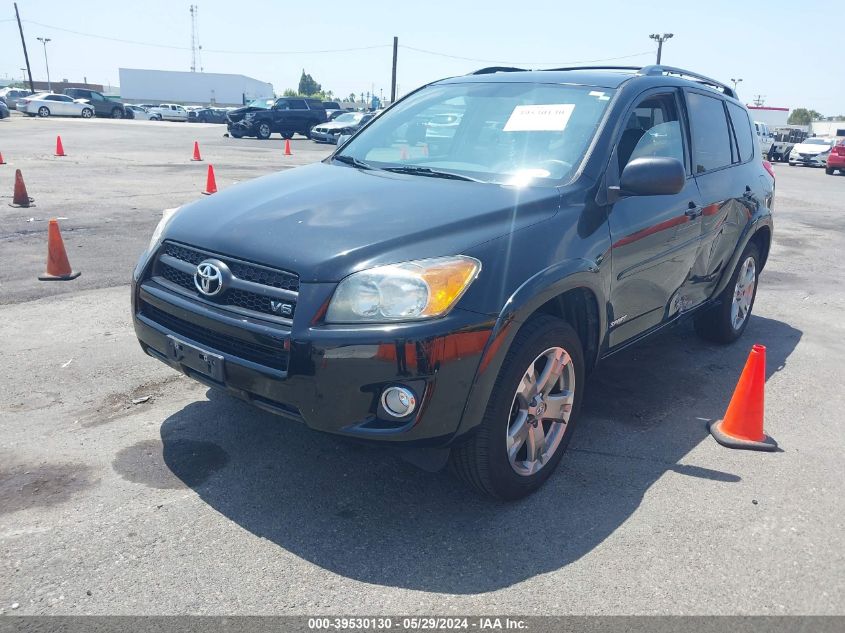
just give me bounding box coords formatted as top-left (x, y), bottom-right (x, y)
top-left (38, 106), bottom-right (50, 117)
top-left (450, 315), bottom-right (584, 500)
top-left (256, 121), bottom-right (272, 140)
top-left (694, 242), bottom-right (760, 344)
top-left (826, 166), bottom-right (835, 175)
top-left (111, 107), bottom-right (123, 119)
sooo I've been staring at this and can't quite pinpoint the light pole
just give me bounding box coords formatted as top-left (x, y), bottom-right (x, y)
top-left (649, 33), bottom-right (673, 64)
top-left (730, 78), bottom-right (743, 92)
top-left (36, 37), bottom-right (51, 91)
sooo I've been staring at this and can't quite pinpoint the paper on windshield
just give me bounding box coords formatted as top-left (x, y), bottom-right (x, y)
top-left (503, 104), bottom-right (575, 132)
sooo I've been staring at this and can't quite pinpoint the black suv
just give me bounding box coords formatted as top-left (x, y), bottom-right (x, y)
top-left (133, 65), bottom-right (774, 499)
top-left (226, 97), bottom-right (328, 139)
top-left (63, 88), bottom-right (126, 118)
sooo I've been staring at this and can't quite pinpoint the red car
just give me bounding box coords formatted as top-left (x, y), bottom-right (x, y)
top-left (827, 139), bottom-right (845, 175)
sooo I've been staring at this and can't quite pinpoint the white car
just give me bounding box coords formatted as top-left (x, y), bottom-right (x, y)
top-left (754, 121), bottom-right (774, 157)
top-left (126, 105), bottom-right (158, 120)
top-left (788, 137), bottom-right (835, 167)
top-left (18, 93), bottom-right (95, 118)
top-left (148, 103), bottom-right (188, 122)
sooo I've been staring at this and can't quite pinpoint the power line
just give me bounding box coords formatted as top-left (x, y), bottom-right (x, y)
top-left (17, 20), bottom-right (653, 65)
top-left (399, 45), bottom-right (655, 66)
top-left (20, 20), bottom-right (391, 54)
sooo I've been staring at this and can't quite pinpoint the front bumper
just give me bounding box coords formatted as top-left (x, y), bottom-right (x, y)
top-left (310, 129), bottom-right (341, 143)
top-left (789, 153), bottom-right (828, 167)
top-left (132, 273), bottom-right (494, 446)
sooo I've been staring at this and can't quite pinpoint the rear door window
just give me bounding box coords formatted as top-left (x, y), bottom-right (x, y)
top-left (686, 92), bottom-right (733, 173)
top-left (726, 102), bottom-right (755, 163)
top-left (287, 99), bottom-right (308, 110)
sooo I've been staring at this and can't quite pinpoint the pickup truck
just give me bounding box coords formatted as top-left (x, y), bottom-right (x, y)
top-left (149, 103), bottom-right (188, 122)
top-left (226, 97), bottom-right (327, 139)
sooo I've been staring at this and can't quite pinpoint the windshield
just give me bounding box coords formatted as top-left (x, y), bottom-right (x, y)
top-left (246, 99), bottom-right (272, 109)
top-left (335, 112), bottom-right (363, 123)
top-left (336, 82), bottom-right (614, 185)
top-left (803, 138), bottom-right (833, 146)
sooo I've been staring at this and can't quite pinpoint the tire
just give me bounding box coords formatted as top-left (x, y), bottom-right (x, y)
top-left (281, 133), bottom-right (293, 140)
top-left (230, 128), bottom-right (244, 139)
top-left (81, 108), bottom-right (93, 118)
top-left (449, 315), bottom-right (585, 500)
top-left (38, 106), bottom-right (50, 118)
top-left (826, 166), bottom-right (835, 175)
top-left (694, 242), bottom-right (761, 344)
top-left (111, 107), bottom-right (123, 119)
top-left (256, 121), bottom-right (272, 140)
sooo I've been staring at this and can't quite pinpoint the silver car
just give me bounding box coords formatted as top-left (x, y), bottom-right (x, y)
top-left (18, 93), bottom-right (95, 118)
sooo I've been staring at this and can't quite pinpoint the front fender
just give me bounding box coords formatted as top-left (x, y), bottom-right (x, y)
top-left (452, 258), bottom-right (607, 441)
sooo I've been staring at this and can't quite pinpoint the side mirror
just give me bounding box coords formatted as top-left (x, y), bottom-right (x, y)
top-left (618, 157), bottom-right (685, 197)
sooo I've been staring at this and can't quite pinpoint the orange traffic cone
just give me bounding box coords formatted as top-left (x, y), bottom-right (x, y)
top-left (192, 141), bottom-right (203, 161)
top-left (284, 139), bottom-right (292, 156)
top-left (9, 169), bottom-right (33, 207)
top-left (709, 344), bottom-right (777, 451)
top-left (202, 164), bottom-right (217, 195)
top-left (55, 135), bottom-right (66, 157)
top-left (38, 219), bottom-right (81, 281)
top-left (0, 151), bottom-right (6, 165)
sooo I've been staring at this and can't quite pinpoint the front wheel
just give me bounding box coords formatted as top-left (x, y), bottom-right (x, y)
top-left (38, 106), bottom-right (50, 117)
top-left (694, 242), bottom-right (761, 344)
top-left (81, 108), bottom-right (93, 119)
top-left (450, 315), bottom-right (584, 500)
top-left (256, 121), bottom-right (272, 140)
top-left (111, 107), bottom-right (123, 119)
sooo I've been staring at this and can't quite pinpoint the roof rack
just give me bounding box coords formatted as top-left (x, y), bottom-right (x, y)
top-left (471, 66), bottom-right (527, 75)
top-left (467, 64), bottom-right (736, 98)
top-left (639, 65), bottom-right (736, 98)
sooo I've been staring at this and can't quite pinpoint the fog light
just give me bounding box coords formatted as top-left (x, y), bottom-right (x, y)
top-left (381, 386), bottom-right (416, 418)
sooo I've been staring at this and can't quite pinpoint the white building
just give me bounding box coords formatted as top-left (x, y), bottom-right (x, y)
top-left (118, 69), bottom-right (273, 106)
top-left (810, 120), bottom-right (845, 137)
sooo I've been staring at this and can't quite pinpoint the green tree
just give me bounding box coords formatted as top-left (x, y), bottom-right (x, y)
top-left (346, 92), bottom-right (357, 103)
top-left (298, 70), bottom-right (321, 96)
top-left (788, 108), bottom-right (823, 125)
top-left (282, 88), bottom-right (298, 97)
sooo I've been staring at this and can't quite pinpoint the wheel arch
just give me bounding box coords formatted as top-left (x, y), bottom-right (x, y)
top-left (453, 260), bottom-right (607, 441)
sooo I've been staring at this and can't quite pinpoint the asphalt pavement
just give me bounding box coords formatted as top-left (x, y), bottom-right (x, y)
top-left (0, 115), bottom-right (843, 615)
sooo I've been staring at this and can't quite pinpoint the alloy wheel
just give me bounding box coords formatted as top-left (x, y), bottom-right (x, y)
top-left (731, 256), bottom-right (756, 330)
top-left (506, 346), bottom-right (576, 476)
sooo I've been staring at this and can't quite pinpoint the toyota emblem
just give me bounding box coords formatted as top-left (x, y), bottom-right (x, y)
top-left (194, 260), bottom-right (225, 296)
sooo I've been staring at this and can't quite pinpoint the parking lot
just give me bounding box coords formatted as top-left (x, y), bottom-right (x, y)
top-left (1, 115), bottom-right (843, 615)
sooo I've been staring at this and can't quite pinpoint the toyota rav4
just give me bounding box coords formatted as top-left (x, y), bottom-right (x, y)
top-left (133, 65), bottom-right (774, 499)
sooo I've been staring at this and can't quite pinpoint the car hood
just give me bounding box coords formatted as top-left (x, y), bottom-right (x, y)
top-left (317, 119), bottom-right (360, 130)
top-left (226, 105), bottom-right (267, 121)
top-left (793, 143), bottom-right (831, 155)
top-left (164, 162), bottom-right (561, 282)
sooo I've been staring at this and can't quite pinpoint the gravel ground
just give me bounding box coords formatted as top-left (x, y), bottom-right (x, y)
top-left (0, 115), bottom-right (843, 616)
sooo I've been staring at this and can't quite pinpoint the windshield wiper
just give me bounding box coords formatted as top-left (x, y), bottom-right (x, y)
top-left (333, 154), bottom-right (375, 170)
top-left (382, 165), bottom-right (480, 182)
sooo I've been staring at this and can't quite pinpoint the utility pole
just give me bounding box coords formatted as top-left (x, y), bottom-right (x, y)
top-left (730, 78), bottom-right (742, 92)
top-left (14, 3), bottom-right (35, 93)
top-left (37, 37), bottom-right (52, 92)
top-left (391, 36), bottom-right (398, 103)
top-left (649, 33), bottom-right (673, 64)
top-left (189, 5), bottom-right (202, 72)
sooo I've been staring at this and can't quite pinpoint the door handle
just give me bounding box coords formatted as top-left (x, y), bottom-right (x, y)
top-left (685, 202), bottom-right (702, 219)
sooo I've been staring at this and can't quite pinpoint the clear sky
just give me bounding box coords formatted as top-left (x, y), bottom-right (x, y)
top-left (2, 0), bottom-right (842, 113)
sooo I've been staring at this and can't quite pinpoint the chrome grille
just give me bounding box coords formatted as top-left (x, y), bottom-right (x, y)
top-left (151, 241), bottom-right (299, 323)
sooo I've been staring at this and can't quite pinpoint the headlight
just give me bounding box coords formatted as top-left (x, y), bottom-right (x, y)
top-left (326, 256), bottom-right (481, 323)
top-left (148, 207), bottom-right (180, 252)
